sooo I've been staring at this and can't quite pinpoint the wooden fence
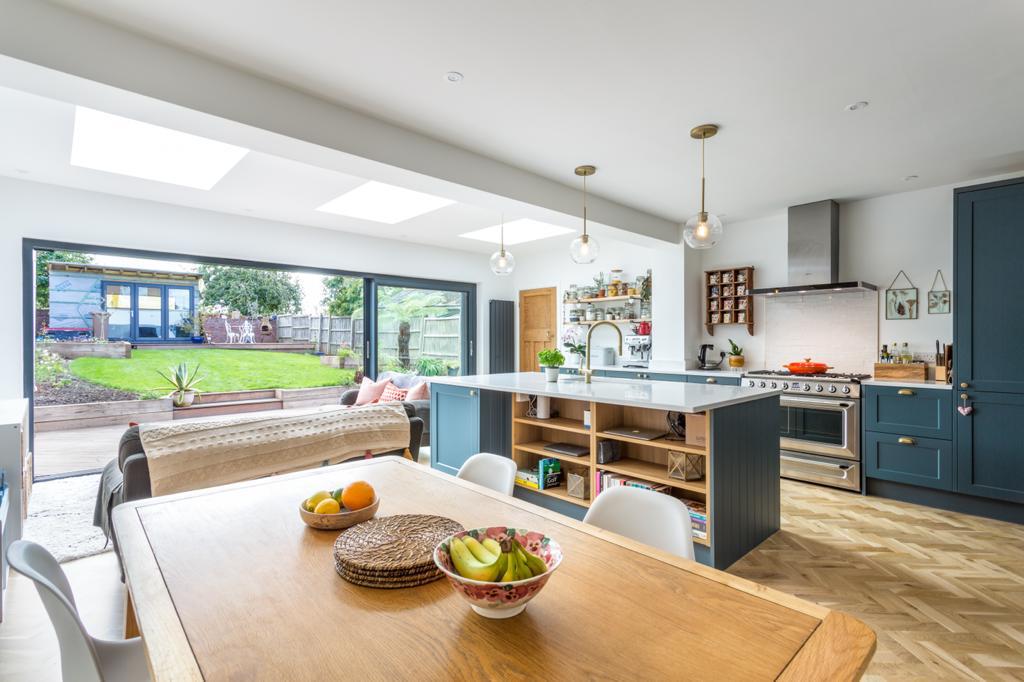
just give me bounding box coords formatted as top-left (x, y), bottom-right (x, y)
top-left (277, 314), bottom-right (460, 365)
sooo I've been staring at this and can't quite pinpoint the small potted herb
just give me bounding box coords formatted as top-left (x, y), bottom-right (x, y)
top-left (727, 339), bottom-right (745, 368)
top-left (537, 348), bottom-right (566, 382)
top-left (157, 362), bottom-right (205, 407)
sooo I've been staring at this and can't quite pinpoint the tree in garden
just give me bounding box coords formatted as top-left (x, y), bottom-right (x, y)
top-left (322, 276), bottom-right (364, 316)
top-left (198, 265), bottom-right (303, 316)
top-left (35, 250), bottom-right (92, 308)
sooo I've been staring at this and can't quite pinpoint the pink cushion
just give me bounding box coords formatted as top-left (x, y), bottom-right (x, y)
top-left (379, 382), bottom-right (409, 402)
top-left (406, 381), bottom-right (429, 401)
top-left (354, 377), bottom-right (389, 405)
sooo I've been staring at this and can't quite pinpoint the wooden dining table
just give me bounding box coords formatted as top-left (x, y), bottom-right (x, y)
top-left (113, 456), bottom-right (875, 680)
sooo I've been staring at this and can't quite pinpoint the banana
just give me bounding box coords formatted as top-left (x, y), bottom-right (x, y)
top-left (449, 537), bottom-right (503, 581)
top-left (481, 538), bottom-right (502, 556)
top-left (513, 548), bottom-right (533, 581)
top-left (500, 550), bottom-right (518, 582)
top-left (463, 536), bottom-right (498, 563)
top-left (514, 539), bottom-right (548, 576)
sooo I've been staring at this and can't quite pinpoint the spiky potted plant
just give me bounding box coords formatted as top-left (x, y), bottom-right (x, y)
top-left (158, 362), bottom-right (205, 407)
top-left (727, 339), bottom-right (745, 368)
top-left (537, 348), bottom-right (566, 382)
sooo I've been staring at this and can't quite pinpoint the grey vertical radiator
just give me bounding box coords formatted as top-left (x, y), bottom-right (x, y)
top-left (482, 300), bottom-right (514, 456)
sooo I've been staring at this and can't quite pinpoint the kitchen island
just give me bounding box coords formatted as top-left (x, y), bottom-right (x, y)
top-left (429, 372), bottom-right (782, 569)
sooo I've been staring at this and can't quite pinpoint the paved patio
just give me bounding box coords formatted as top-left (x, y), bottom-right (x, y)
top-left (33, 424), bottom-right (126, 477)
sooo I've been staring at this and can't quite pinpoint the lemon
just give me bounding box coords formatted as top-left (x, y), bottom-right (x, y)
top-left (314, 498), bottom-right (341, 514)
top-left (306, 490), bottom-right (332, 512)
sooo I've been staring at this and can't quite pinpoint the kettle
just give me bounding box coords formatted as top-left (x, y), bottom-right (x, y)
top-left (697, 343), bottom-right (724, 370)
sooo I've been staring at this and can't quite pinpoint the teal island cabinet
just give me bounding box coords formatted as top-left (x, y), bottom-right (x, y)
top-left (430, 372), bottom-right (781, 570)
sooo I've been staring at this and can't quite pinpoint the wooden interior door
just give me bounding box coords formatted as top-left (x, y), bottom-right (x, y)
top-left (519, 287), bottom-right (557, 372)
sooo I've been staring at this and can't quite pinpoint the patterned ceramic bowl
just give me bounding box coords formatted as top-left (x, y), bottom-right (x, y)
top-left (434, 526), bottom-right (563, 619)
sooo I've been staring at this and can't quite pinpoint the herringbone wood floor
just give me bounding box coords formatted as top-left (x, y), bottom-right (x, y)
top-left (731, 480), bottom-right (1024, 681)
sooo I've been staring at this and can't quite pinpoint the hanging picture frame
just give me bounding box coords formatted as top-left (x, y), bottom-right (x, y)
top-left (885, 270), bottom-right (919, 320)
top-left (927, 270), bottom-right (951, 314)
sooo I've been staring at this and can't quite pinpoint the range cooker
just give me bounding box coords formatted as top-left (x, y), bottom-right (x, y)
top-left (743, 370), bottom-right (870, 492)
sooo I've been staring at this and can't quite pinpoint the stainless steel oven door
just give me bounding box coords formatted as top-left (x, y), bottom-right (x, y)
top-left (781, 452), bottom-right (861, 492)
top-left (779, 395), bottom-right (859, 461)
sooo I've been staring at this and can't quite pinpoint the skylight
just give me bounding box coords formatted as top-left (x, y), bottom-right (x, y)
top-left (317, 181), bottom-right (456, 223)
top-left (70, 107), bottom-right (249, 190)
top-left (459, 219), bottom-right (575, 245)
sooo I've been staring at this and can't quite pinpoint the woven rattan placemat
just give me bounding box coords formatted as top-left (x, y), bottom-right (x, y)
top-left (333, 514), bottom-right (462, 588)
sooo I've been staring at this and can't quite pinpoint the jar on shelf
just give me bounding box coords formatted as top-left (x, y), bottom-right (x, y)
top-left (585, 304), bottom-right (596, 321)
top-left (593, 308), bottom-right (606, 321)
top-left (610, 267), bottom-right (623, 285)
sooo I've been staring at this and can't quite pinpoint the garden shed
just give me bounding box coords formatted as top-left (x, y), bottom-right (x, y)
top-left (47, 263), bottom-right (201, 343)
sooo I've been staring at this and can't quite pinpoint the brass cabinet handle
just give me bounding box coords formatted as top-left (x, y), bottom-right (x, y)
top-left (960, 382), bottom-right (969, 389)
top-left (960, 393), bottom-right (969, 400)
top-left (897, 389), bottom-right (915, 396)
top-left (706, 378), bottom-right (717, 384)
top-left (468, 390), bottom-right (477, 396)
top-left (898, 436), bottom-right (916, 445)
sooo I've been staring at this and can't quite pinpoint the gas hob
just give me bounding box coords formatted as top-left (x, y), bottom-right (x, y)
top-left (741, 370), bottom-right (869, 398)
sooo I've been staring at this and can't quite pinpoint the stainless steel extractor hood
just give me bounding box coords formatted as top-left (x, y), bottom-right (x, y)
top-left (750, 199), bottom-right (877, 296)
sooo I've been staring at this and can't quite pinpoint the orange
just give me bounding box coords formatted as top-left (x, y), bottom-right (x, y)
top-left (341, 480), bottom-right (375, 511)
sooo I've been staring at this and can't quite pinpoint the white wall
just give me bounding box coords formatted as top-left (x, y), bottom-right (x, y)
top-left (1, 177), bottom-right (515, 399)
top-left (698, 173), bottom-right (1024, 370)
top-left (509, 236), bottom-right (692, 365)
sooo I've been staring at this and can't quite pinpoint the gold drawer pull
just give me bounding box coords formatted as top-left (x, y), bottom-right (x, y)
top-left (706, 378), bottom-right (717, 384)
top-left (897, 436), bottom-right (916, 445)
top-left (897, 389), bottom-right (915, 396)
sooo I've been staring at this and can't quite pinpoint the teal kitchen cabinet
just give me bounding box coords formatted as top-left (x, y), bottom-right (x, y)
top-left (687, 374), bottom-right (741, 386)
top-left (429, 383), bottom-right (481, 476)
top-left (863, 385), bottom-right (952, 440)
top-left (954, 178), bottom-right (1024, 503)
top-left (865, 431), bottom-right (954, 491)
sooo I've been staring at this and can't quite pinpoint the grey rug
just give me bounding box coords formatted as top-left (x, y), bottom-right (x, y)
top-left (23, 473), bottom-right (111, 563)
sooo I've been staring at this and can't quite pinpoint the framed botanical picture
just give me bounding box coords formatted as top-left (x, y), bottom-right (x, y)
top-left (885, 271), bottom-right (919, 320)
top-left (927, 270), bottom-right (951, 314)
top-left (928, 290), bottom-right (950, 314)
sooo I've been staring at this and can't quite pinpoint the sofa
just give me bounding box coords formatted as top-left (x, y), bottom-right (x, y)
top-left (341, 371), bottom-right (431, 446)
top-left (94, 403), bottom-right (423, 571)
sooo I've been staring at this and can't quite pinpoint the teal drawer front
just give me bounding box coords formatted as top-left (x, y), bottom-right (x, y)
top-left (863, 386), bottom-right (952, 439)
top-left (430, 383), bottom-right (481, 476)
top-left (687, 374), bottom-right (741, 386)
top-left (865, 431), bottom-right (954, 491)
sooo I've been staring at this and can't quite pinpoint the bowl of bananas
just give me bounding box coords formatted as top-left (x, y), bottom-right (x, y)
top-left (434, 526), bottom-right (563, 619)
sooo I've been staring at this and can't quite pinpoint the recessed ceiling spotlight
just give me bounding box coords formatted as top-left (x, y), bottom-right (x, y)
top-left (903, 174), bottom-right (919, 181)
top-left (844, 101), bottom-right (869, 112)
top-left (445, 71), bottom-right (464, 83)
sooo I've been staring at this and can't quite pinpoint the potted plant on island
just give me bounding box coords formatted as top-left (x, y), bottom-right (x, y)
top-left (157, 362), bottom-right (205, 407)
top-left (537, 348), bottom-right (565, 382)
top-left (727, 339), bottom-right (745, 368)
top-left (562, 328), bottom-right (587, 371)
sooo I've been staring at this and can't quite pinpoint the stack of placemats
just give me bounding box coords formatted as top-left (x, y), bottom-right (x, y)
top-left (333, 514), bottom-right (463, 588)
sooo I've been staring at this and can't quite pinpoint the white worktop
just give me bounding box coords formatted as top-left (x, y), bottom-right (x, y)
top-left (560, 360), bottom-right (749, 378)
top-left (861, 378), bottom-right (953, 390)
top-left (429, 372), bottom-right (781, 413)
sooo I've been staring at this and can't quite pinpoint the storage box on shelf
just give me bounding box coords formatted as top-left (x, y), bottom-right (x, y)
top-left (510, 395), bottom-right (711, 546)
top-left (705, 266), bottom-right (754, 335)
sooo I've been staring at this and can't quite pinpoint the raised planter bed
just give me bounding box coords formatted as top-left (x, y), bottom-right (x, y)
top-left (38, 340), bottom-right (132, 360)
top-left (34, 397), bottom-right (173, 432)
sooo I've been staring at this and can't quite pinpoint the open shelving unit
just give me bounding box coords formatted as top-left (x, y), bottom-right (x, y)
top-left (705, 266), bottom-right (754, 335)
top-left (511, 395), bottom-right (711, 546)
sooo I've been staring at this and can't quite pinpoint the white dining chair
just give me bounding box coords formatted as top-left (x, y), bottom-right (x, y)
top-left (6, 540), bottom-right (150, 682)
top-left (456, 452), bottom-right (518, 496)
top-left (583, 486), bottom-right (695, 560)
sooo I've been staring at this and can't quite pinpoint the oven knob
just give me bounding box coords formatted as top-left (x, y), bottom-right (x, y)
top-left (759, 381), bottom-right (767, 388)
top-left (842, 386), bottom-right (851, 394)
top-left (747, 380), bottom-right (755, 387)
top-left (815, 385), bottom-right (824, 392)
top-left (783, 382), bottom-right (789, 390)
top-left (802, 384), bottom-right (811, 391)
top-left (771, 382), bottom-right (778, 389)
top-left (829, 385), bottom-right (837, 393)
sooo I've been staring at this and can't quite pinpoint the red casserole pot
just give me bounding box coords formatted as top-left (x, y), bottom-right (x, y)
top-left (783, 358), bottom-right (833, 375)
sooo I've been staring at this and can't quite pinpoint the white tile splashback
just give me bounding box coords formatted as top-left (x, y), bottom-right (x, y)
top-left (764, 292), bottom-right (878, 374)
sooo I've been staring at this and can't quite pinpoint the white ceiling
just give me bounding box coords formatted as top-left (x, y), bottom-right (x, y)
top-left (43, 0), bottom-right (1024, 223)
top-left (0, 85), bottom-right (562, 254)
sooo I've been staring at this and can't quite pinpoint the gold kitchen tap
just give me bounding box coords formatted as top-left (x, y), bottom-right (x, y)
top-left (583, 320), bottom-right (623, 384)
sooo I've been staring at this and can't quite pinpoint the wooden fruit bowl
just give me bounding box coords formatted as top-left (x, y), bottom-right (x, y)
top-left (298, 497), bottom-right (380, 530)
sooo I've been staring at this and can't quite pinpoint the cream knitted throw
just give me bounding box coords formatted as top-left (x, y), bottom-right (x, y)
top-left (139, 403), bottom-right (410, 496)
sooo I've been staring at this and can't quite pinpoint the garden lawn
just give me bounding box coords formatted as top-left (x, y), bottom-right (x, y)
top-left (70, 349), bottom-right (356, 398)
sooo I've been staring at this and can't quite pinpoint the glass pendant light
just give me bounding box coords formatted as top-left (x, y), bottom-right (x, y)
top-left (489, 213), bottom-right (515, 275)
top-left (570, 165), bottom-right (599, 264)
top-left (683, 124), bottom-right (724, 249)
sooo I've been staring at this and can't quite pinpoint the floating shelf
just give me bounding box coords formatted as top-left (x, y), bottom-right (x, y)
top-left (563, 318), bottom-right (650, 326)
top-left (564, 295), bottom-right (641, 304)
